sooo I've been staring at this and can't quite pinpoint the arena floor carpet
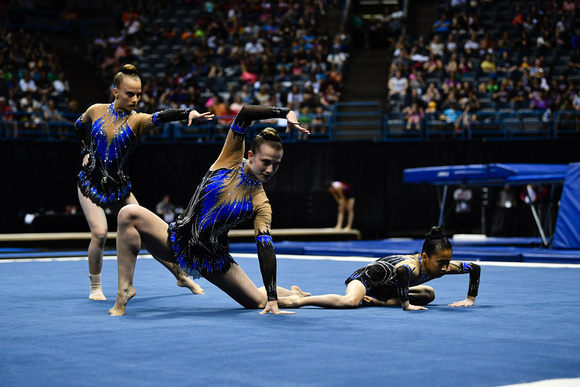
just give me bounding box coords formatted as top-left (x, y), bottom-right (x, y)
top-left (1, 249), bottom-right (580, 387)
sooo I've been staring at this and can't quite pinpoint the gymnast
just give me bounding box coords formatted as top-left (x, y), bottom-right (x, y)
top-left (278, 227), bottom-right (480, 310)
top-left (325, 180), bottom-right (355, 230)
top-left (109, 105), bottom-right (311, 316)
top-left (75, 64), bottom-right (212, 300)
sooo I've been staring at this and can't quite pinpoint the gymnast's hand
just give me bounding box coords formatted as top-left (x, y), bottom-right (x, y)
top-left (285, 110), bottom-right (310, 135)
top-left (82, 153), bottom-right (90, 167)
top-left (362, 295), bottom-right (387, 307)
top-left (188, 110), bottom-right (214, 126)
top-left (260, 300), bottom-right (295, 315)
top-left (402, 301), bottom-right (428, 311)
top-left (449, 297), bottom-right (475, 307)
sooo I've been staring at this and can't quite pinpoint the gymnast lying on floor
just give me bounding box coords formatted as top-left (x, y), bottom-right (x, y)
top-left (277, 226), bottom-right (481, 310)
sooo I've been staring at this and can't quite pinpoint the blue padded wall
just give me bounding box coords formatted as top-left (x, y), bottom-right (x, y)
top-left (553, 163), bottom-right (580, 249)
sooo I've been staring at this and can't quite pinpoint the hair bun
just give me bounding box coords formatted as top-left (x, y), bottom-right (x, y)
top-left (260, 127), bottom-right (281, 142)
top-left (425, 226), bottom-right (446, 239)
top-left (121, 64), bottom-right (138, 75)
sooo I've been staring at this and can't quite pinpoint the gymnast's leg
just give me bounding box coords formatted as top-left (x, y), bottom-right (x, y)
top-left (257, 285), bottom-right (312, 298)
top-left (365, 285), bottom-right (435, 307)
top-left (277, 280), bottom-right (367, 309)
top-left (78, 187), bottom-right (108, 300)
top-left (122, 195), bottom-right (204, 295)
top-left (334, 199), bottom-right (346, 230)
top-left (409, 285), bottom-right (435, 305)
top-left (344, 197), bottom-right (355, 230)
top-left (109, 204), bottom-right (176, 316)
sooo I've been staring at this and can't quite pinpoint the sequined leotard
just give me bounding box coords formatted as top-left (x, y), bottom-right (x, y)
top-left (345, 254), bottom-right (480, 302)
top-left (168, 105), bottom-right (290, 301)
top-left (75, 103), bottom-right (191, 207)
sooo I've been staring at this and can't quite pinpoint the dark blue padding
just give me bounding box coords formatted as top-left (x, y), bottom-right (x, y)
top-left (452, 250), bottom-right (522, 262)
top-left (553, 163), bottom-right (580, 249)
top-left (522, 252), bottom-right (580, 264)
top-left (403, 163), bottom-right (568, 186)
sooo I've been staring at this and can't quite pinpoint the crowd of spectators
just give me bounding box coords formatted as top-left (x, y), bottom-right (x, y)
top-left (385, 0), bottom-right (580, 135)
top-left (3, 0), bottom-right (580, 141)
top-left (89, 0), bottom-right (349, 136)
top-left (0, 20), bottom-right (77, 138)
top-left (0, 0), bottom-right (85, 139)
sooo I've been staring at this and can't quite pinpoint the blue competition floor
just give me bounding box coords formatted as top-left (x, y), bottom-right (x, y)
top-left (3, 236), bottom-right (579, 264)
top-left (1, 252), bottom-right (580, 387)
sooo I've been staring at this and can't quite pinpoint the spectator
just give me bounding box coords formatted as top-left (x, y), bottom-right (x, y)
top-left (433, 13), bottom-right (452, 36)
top-left (287, 84), bottom-right (304, 107)
top-left (421, 82), bottom-right (442, 106)
top-left (529, 89), bottom-right (552, 111)
top-left (456, 101), bottom-right (478, 135)
top-left (440, 101), bottom-right (461, 129)
top-left (423, 53), bottom-right (444, 75)
top-left (496, 51), bottom-right (518, 75)
top-left (319, 83), bottom-right (340, 110)
top-left (326, 47), bottom-right (347, 72)
top-left (387, 70), bottom-right (409, 100)
top-left (463, 32), bottom-right (480, 57)
top-left (479, 32), bottom-right (494, 56)
top-left (403, 101), bottom-right (424, 131)
top-left (480, 53), bottom-right (497, 74)
top-left (458, 56), bottom-right (474, 76)
top-left (19, 70), bottom-right (37, 94)
top-left (244, 35), bottom-right (265, 55)
top-left (156, 194), bottom-right (176, 223)
top-left (429, 35), bottom-right (445, 57)
top-left (445, 32), bottom-right (458, 54)
top-left (52, 72), bottom-right (70, 101)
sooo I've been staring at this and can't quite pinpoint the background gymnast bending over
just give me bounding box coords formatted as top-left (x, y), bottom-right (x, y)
top-left (75, 64), bottom-right (211, 300)
top-left (278, 227), bottom-right (481, 310)
top-left (109, 105), bottom-right (310, 316)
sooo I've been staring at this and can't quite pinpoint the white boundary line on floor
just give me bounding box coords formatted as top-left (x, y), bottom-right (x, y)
top-left (2, 253), bottom-right (580, 269)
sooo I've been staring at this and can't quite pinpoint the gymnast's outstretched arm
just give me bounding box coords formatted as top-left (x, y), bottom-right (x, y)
top-left (448, 262), bottom-right (480, 307)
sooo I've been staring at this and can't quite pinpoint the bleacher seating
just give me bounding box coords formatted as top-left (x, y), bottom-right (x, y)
top-left (1, 0), bottom-right (579, 143)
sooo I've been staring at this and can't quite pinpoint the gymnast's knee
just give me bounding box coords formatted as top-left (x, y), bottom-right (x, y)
top-left (90, 226), bottom-right (108, 243)
top-left (117, 204), bottom-right (141, 227)
top-left (424, 288), bottom-right (436, 303)
top-left (341, 296), bottom-right (362, 308)
top-left (410, 287), bottom-right (435, 306)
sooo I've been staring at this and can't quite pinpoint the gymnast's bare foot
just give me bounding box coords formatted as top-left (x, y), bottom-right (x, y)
top-left (173, 263), bottom-right (204, 294)
top-left (89, 292), bottom-right (107, 301)
top-left (176, 277), bottom-right (205, 294)
top-left (290, 285), bottom-right (311, 297)
top-left (108, 287), bottom-right (136, 316)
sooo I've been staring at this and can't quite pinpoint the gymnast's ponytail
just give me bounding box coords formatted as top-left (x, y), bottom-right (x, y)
top-left (422, 226), bottom-right (452, 257)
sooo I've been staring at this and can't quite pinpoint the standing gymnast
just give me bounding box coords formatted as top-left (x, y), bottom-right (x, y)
top-left (279, 227), bottom-right (480, 310)
top-left (326, 180), bottom-right (355, 230)
top-left (109, 105), bottom-right (311, 316)
top-left (75, 64), bottom-right (213, 300)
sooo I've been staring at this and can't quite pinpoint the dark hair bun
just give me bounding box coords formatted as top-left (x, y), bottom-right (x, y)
top-left (425, 226), bottom-right (446, 239)
top-left (260, 127), bottom-right (281, 142)
top-left (121, 64), bottom-right (138, 75)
